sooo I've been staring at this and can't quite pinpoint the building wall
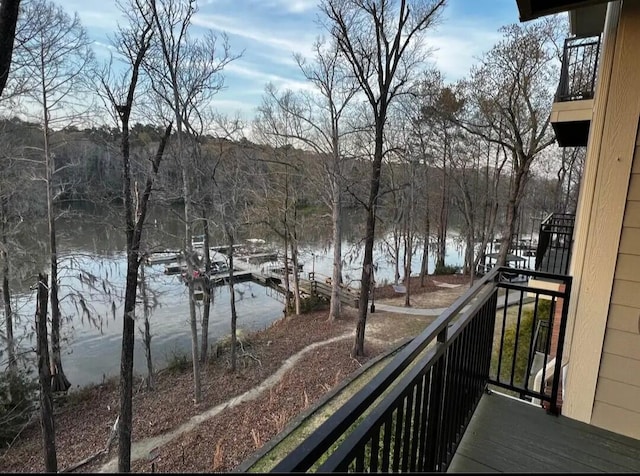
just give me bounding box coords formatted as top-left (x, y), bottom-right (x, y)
top-left (562, 0), bottom-right (640, 437)
top-left (591, 124), bottom-right (640, 439)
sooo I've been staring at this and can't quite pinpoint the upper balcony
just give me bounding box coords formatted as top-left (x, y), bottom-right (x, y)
top-left (534, 212), bottom-right (575, 276)
top-left (551, 36), bottom-right (601, 147)
top-left (516, 1), bottom-right (608, 33)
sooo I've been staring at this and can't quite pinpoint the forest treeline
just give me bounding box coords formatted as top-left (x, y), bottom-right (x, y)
top-left (0, 0), bottom-right (588, 472)
top-left (0, 115), bottom-right (578, 227)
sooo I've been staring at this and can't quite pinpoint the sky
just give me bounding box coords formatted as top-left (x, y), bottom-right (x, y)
top-left (62, 0), bottom-right (523, 122)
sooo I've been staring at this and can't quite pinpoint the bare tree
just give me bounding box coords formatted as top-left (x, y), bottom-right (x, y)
top-left (405, 73), bottom-right (439, 287)
top-left (209, 134), bottom-right (254, 372)
top-left (18, 0), bottom-right (95, 393)
top-left (137, 263), bottom-right (154, 390)
top-left (553, 147), bottom-right (584, 213)
top-left (97, 0), bottom-right (173, 471)
top-left (35, 272), bottom-right (56, 472)
top-left (147, 0), bottom-right (238, 402)
top-left (321, 0), bottom-right (446, 356)
top-left (448, 129), bottom-right (484, 279)
top-left (428, 87), bottom-right (462, 270)
top-left (0, 119), bottom-right (42, 429)
top-left (455, 19), bottom-right (562, 266)
top-left (218, 175), bottom-right (241, 372)
top-left (0, 143), bottom-right (19, 385)
top-left (192, 118), bottom-right (243, 364)
top-left (391, 111), bottom-right (420, 306)
top-left (253, 92), bottom-right (306, 317)
top-left (0, 0), bottom-right (21, 98)
top-left (275, 38), bottom-right (359, 321)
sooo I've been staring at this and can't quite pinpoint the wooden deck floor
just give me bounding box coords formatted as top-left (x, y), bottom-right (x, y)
top-left (448, 391), bottom-right (640, 473)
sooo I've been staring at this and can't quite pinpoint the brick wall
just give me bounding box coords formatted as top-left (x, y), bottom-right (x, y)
top-left (543, 284), bottom-right (566, 412)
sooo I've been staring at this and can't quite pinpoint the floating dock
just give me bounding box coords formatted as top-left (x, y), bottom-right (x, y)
top-left (147, 239), bottom-right (361, 307)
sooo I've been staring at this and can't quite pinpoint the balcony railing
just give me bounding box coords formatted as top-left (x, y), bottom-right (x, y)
top-left (270, 267), bottom-right (572, 473)
top-left (534, 213), bottom-right (575, 275)
top-left (555, 36), bottom-right (601, 102)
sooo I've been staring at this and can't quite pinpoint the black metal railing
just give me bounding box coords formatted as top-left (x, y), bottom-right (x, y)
top-left (490, 270), bottom-right (571, 408)
top-left (533, 319), bottom-right (551, 354)
top-left (535, 213), bottom-right (575, 275)
top-left (556, 36), bottom-right (601, 102)
top-left (269, 267), bottom-right (572, 473)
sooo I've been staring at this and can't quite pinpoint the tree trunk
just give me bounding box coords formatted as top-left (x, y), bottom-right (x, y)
top-left (227, 233), bottom-right (238, 372)
top-left (403, 230), bottom-right (412, 308)
top-left (393, 228), bottom-right (401, 285)
top-left (328, 177), bottom-right (342, 321)
top-left (200, 211), bottom-right (212, 364)
top-left (436, 134), bottom-right (448, 270)
top-left (178, 136), bottom-right (201, 404)
top-left (119, 252), bottom-right (139, 472)
top-left (353, 121), bottom-right (385, 357)
top-left (281, 228), bottom-right (291, 316)
top-left (1, 199), bottom-right (16, 380)
top-left (2, 257), bottom-right (15, 370)
top-left (498, 161), bottom-right (529, 267)
top-left (36, 273), bottom-right (57, 473)
top-left (419, 194), bottom-right (430, 287)
top-left (0, 0), bottom-right (21, 98)
top-left (289, 237), bottom-right (301, 316)
top-left (43, 108), bottom-right (70, 394)
top-left (404, 161), bottom-right (417, 306)
top-left (138, 265), bottom-right (153, 390)
top-left (118, 116), bottom-right (171, 472)
top-left (143, 311), bottom-right (152, 391)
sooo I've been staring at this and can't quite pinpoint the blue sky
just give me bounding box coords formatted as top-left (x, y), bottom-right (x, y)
top-left (64, 0), bottom-right (523, 121)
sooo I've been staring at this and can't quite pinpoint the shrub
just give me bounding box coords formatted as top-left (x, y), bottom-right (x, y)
top-left (166, 351), bottom-right (190, 373)
top-left (433, 264), bottom-right (460, 275)
top-left (0, 368), bottom-right (38, 447)
top-left (492, 299), bottom-right (553, 387)
top-left (298, 295), bottom-right (328, 313)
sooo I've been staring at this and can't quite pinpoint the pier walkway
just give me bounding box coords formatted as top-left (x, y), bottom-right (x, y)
top-left (149, 246), bottom-right (362, 307)
top-left (234, 262), bottom-right (362, 308)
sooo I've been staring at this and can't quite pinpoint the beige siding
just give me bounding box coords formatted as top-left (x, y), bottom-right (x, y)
top-left (615, 254), bottom-right (640, 281)
top-left (562, 1), bottom-right (640, 424)
top-left (607, 304), bottom-right (640, 333)
top-left (602, 328), bottom-right (640, 361)
top-left (611, 279), bottom-right (640, 307)
top-left (593, 117), bottom-right (640, 438)
top-left (628, 173), bottom-right (640, 200)
top-left (623, 201), bottom-right (640, 227)
top-left (599, 352), bottom-right (640, 387)
top-left (591, 401), bottom-right (640, 440)
top-left (595, 377), bottom-right (640, 411)
top-left (619, 227), bottom-right (640, 254)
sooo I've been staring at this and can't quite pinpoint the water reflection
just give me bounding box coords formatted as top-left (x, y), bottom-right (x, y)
top-left (8, 204), bottom-right (464, 389)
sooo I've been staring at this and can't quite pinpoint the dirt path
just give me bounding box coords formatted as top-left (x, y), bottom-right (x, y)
top-left (377, 284), bottom-right (468, 309)
top-left (96, 302), bottom-right (438, 473)
top-left (97, 333), bottom-right (354, 473)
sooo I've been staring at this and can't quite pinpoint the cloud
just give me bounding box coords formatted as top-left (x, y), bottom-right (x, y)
top-left (192, 13), bottom-right (317, 59)
top-left (261, 0), bottom-right (319, 14)
top-left (208, 98), bottom-right (255, 116)
top-left (67, 0), bottom-right (521, 124)
top-left (225, 61), bottom-right (315, 94)
top-left (199, 0), bottom-right (317, 13)
top-left (64, 0), bottom-right (121, 32)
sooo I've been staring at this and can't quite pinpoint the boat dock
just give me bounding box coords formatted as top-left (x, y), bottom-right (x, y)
top-left (297, 277), bottom-right (360, 308)
top-left (146, 239), bottom-right (361, 307)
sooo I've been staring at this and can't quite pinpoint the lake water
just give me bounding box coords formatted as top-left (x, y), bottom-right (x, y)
top-left (7, 207), bottom-right (466, 389)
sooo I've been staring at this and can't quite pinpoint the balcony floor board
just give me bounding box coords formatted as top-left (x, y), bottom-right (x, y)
top-left (448, 391), bottom-right (640, 473)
